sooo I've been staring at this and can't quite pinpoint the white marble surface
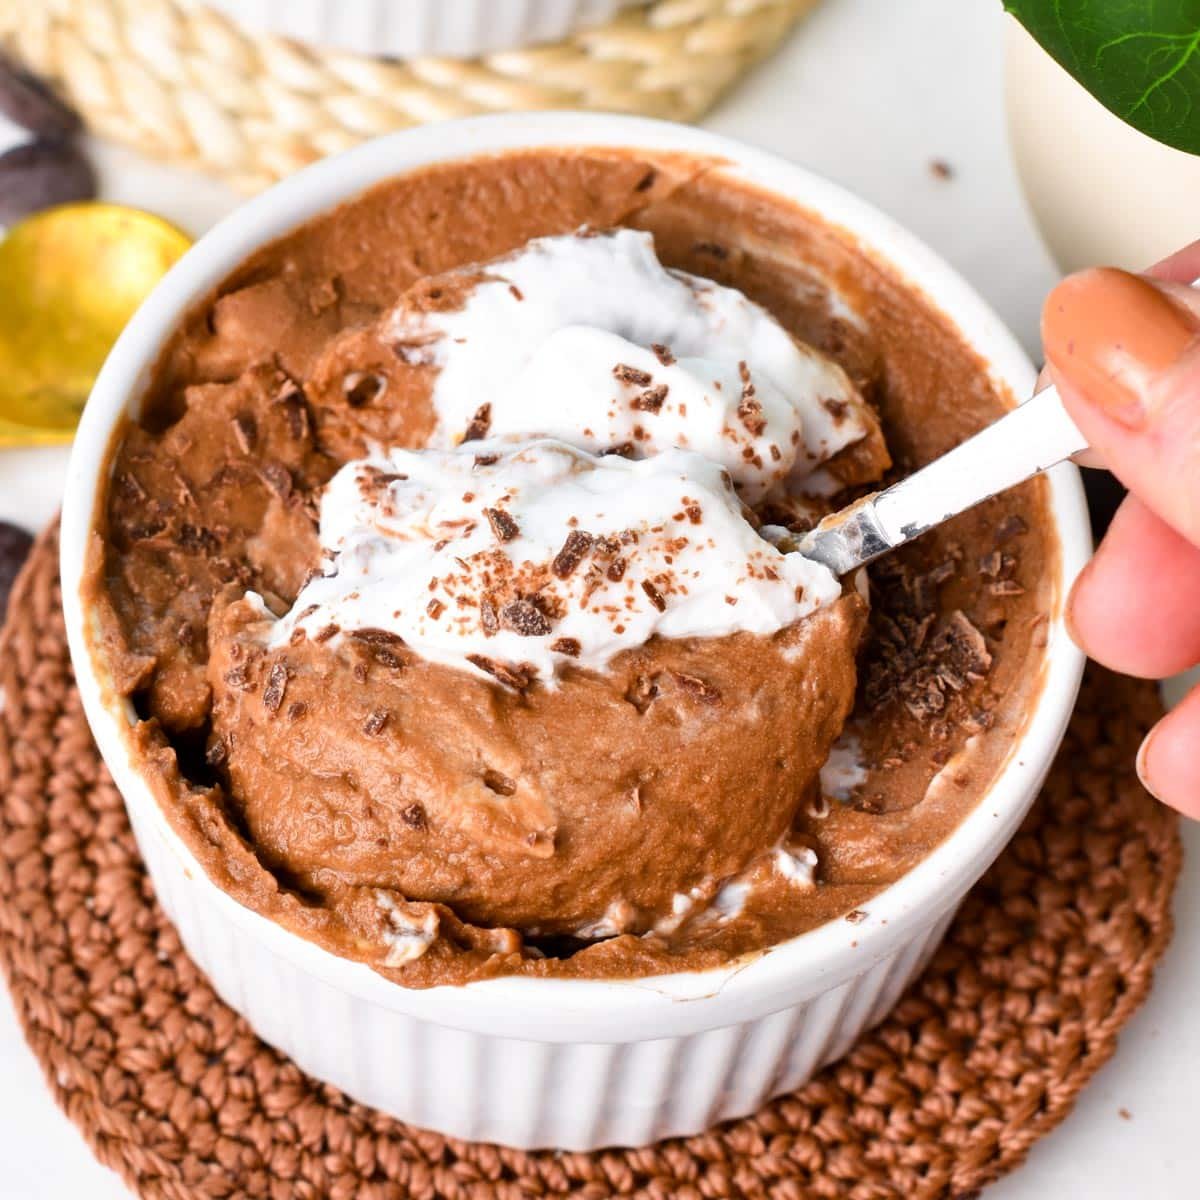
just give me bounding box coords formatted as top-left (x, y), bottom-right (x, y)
top-left (1, 1), bottom-right (1196, 1196)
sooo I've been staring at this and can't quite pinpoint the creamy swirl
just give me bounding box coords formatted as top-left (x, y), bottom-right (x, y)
top-left (386, 229), bottom-right (870, 503)
top-left (270, 438), bottom-right (842, 684)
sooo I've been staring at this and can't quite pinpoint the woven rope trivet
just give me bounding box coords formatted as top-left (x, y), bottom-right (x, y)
top-left (0, 0), bottom-right (818, 193)
top-left (0, 524), bottom-right (1182, 1200)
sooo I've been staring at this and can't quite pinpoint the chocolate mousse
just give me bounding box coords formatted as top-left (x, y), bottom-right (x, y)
top-left (85, 148), bottom-right (1057, 985)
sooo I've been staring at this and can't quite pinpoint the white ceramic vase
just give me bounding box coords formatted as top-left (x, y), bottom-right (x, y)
top-left (1006, 17), bottom-right (1200, 273)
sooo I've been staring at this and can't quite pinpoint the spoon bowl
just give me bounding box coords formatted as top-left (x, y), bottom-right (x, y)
top-left (0, 202), bottom-right (191, 446)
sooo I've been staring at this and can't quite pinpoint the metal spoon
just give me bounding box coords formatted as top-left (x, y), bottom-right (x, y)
top-left (797, 382), bottom-right (1087, 575)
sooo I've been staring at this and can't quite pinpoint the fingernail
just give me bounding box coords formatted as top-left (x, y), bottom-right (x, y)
top-left (1136, 726), bottom-right (1165, 802)
top-left (1042, 267), bottom-right (1200, 430)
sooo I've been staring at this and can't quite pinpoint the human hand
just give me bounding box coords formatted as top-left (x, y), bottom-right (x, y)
top-left (1042, 243), bottom-right (1200, 816)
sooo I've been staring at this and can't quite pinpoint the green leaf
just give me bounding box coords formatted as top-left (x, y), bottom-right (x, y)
top-left (1005, 0), bottom-right (1200, 154)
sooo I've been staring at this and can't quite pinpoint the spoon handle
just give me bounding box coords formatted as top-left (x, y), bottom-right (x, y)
top-left (798, 384), bottom-right (1088, 576)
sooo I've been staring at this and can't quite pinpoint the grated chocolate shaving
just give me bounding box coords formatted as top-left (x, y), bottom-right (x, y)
top-left (277, 386), bottom-right (310, 442)
top-left (552, 530), bottom-right (593, 579)
top-left (426, 598), bottom-right (445, 619)
top-left (736, 361), bottom-right (766, 435)
top-left (480, 598), bottom-right (499, 636)
top-left (625, 674), bottom-right (659, 714)
top-left (550, 637), bottom-right (581, 657)
top-left (223, 665), bottom-right (251, 691)
top-left (344, 372), bottom-right (386, 408)
top-left (863, 553), bottom-right (994, 724)
top-left (484, 507), bottom-right (519, 542)
top-left (363, 709), bottom-right (390, 736)
top-left (672, 672), bottom-right (721, 704)
top-left (313, 624), bottom-right (339, 643)
top-left (401, 803), bottom-right (427, 831)
top-left (613, 363), bottom-right (652, 387)
top-left (231, 412), bottom-right (257, 454)
top-left (651, 343), bottom-right (676, 367)
top-left (259, 460), bottom-right (293, 499)
top-left (632, 384), bottom-right (668, 413)
top-left (467, 654), bottom-right (534, 691)
top-left (462, 403), bottom-right (492, 442)
top-left (482, 769), bottom-right (517, 796)
top-left (995, 514), bottom-right (1028, 544)
top-left (348, 627), bottom-right (405, 646)
top-left (641, 579), bottom-right (667, 612)
top-left (286, 701), bottom-right (307, 721)
top-left (822, 396), bottom-right (850, 424)
top-left (500, 598), bottom-right (552, 637)
top-left (262, 661), bottom-right (288, 714)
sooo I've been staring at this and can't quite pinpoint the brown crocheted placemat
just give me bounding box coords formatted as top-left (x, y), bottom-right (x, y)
top-left (0, 524), bottom-right (1182, 1199)
top-left (0, 0), bottom-right (820, 193)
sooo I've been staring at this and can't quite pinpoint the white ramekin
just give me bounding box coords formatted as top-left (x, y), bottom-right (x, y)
top-left (202, 0), bottom-right (644, 59)
top-left (61, 112), bottom-right (1090, 1151)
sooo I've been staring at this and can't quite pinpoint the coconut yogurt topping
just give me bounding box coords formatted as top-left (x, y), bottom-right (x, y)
top-left (271, 437), bottom-right (842, 684)
top-left (385, 229), bottom-right (871, 503)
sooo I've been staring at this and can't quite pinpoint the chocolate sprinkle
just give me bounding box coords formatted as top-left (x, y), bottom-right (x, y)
top-left (550, 637), bottom-right (581, 657)
top-left (552, 530), bottom-right (593, 578)
top-left (651, 343), bottom-right (676, 367)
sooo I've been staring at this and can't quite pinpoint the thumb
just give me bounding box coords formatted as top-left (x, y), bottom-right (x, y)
top-left (1042, 267), bottom-right (1200, 547)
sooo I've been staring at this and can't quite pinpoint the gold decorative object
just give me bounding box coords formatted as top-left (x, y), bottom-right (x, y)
top-left (0, 203), bottom-right (190, 445)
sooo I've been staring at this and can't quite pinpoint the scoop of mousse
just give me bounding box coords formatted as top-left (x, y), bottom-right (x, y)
top-left (205, 439), bottom-right (867, 944)
top-left (305, 229), bottom-right (889, 501)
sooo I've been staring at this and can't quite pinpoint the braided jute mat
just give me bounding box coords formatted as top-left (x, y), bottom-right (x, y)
top-left (0, 524), bottom-right (1183, 1200)
top-left (0, 0), bottom-right (819, 194)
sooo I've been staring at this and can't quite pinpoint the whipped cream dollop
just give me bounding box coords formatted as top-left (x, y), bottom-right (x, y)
top-left (387, 229), bottom-right (870, 503)
top-left (271, 438), bottom-right (842, 684)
